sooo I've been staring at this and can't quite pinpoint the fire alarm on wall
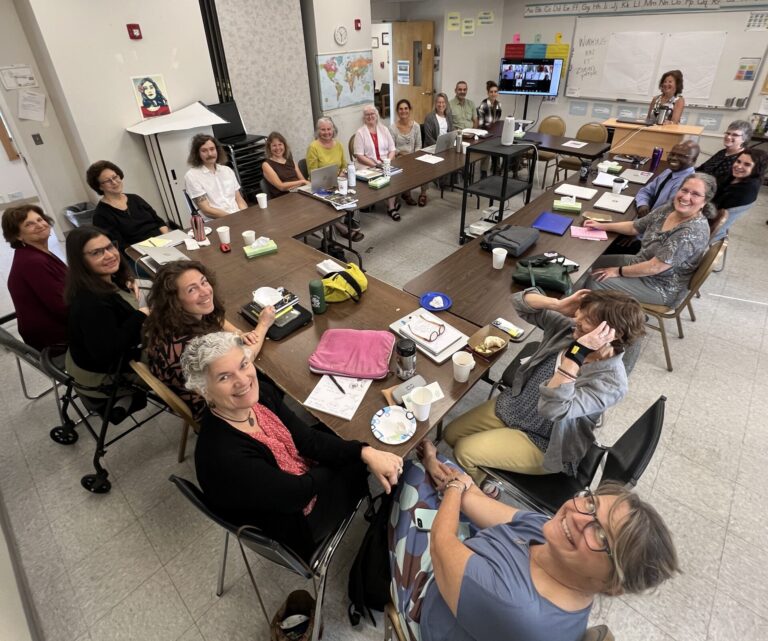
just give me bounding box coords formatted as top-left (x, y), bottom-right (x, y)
top-left (354, 19), bottom-right (362, 30)
top-left (126, 24), bottom-right (142, 40)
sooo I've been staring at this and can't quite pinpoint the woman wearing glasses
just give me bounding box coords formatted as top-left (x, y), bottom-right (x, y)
top-left (389, 441), bottom-right (679, 641)
top-left (87, 160), bottom-right (170, 249)
top-left (710, 148), bottom-right (768, 240)
top-left (696, 120), bottom-right (753, 186)
top-left (585, 173), bottom-right (715, 306)
top-left (444, 288), bottom-right (645, 489)
top-left (64, 226), bottom-right (148, 396)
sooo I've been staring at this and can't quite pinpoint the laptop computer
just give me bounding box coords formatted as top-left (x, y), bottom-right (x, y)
top-left (620, 169), bottom-right (654, 185)
top-left (531, 212), bottom-right (573, 236)
top-left (554, 184), bottom-right (598, 200)
top-left (593, 192), bottom-right (635, 214)
top-left (297, 164), bottom-right (338, 194)
top-left (616, 117), bottom-right (654, 126)
top-left (421, 130), bottom-right (460, 154)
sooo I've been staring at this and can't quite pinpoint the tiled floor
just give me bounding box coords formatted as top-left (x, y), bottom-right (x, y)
top-left (1, 182), bottom-right (767, 641)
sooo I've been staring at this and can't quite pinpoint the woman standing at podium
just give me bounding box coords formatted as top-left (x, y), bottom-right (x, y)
top-left (646, 70), bottom-right (685, 125)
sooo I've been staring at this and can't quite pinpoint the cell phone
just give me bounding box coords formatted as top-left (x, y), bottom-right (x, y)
top-left (414, 508), bottom-right (438, 531)
top-left (392, 375), bottom-right (427, 404)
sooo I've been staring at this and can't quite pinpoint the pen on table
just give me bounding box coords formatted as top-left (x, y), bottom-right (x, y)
top-left (329, 375), bottom-right (346, 395)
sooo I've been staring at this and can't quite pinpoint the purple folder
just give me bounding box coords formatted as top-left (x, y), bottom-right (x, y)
top-left (531, 211), bottom-right (573, 236)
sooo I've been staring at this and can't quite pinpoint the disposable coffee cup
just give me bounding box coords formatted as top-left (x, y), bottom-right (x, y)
top-left (410, 386), bottom-right (433, 422)
top-left (612, 178), bottom-right (627, 194)
top-left (337, 177), bottom-right (348, 195)
top-left (452, 351), bottom-right (476, 383)
top-left (215, 226), bottom-right (230, 244)
top-left (242, 230), bottom-right (256, 245)
top-left (492, 247), bottom-right (507, 269)
top-left (461, 141), bottom-right (470, 154)
top-left (256, 193), bottom-right (268, 209)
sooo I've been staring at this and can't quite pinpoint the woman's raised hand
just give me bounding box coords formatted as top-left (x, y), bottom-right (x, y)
top-left (577, 320), bottom-right (616, 351)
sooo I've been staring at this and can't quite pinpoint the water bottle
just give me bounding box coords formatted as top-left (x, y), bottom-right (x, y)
top-left (650, 147), bottom-right (663, 172)
top-left (347, 163), bottom-right (356, 188)
top-left (191, 211), bottom-right (206, 242)
top-left (578, 160), bottom-right (590, 184)
top-left (395, 339), bottom-right (417, 380)
top-left (309, 279), bottom-right (326, 314)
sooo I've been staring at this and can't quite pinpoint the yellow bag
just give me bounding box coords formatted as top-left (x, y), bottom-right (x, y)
top-left (322, 263), bottom-right (368, 303)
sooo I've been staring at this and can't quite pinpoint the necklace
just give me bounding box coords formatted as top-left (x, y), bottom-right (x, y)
top-left (212, 408), bottom-right (255, 427)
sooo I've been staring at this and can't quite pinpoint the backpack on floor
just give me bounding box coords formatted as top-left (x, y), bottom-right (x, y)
top-left (347, 491), bottom-right (394, 627)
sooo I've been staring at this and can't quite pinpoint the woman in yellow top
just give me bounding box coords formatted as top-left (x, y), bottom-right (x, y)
top-left (306, 116), bottom-right (347, 173)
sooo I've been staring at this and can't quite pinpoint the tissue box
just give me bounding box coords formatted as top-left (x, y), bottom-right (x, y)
top-left (552, 199), bottom-right (582, 213)
top-left (243, 239), bottom-right (278, 259)
top-left (368, 176), bottom-right (391, 189)
top-left (597, 161), bottom-right (623, 175)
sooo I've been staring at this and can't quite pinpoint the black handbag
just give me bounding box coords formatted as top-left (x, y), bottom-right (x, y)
top-left (512, 253), bottom-right (578, 295)
top-left (480, 224), bottom-right (539, 257)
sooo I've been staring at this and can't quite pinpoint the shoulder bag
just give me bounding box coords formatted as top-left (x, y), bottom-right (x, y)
top-left (512, 253), bottom-right (578, 295)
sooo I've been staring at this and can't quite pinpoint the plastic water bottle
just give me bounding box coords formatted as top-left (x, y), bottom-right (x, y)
top-left (347, 163), bottom-right (356, 188)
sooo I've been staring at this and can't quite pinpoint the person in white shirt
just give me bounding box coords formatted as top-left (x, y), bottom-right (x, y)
top-left (184, 134), bottom-right (246, 219)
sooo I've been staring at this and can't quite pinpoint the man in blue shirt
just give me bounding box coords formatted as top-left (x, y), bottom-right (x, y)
top-left (635, 141), bottom-right (699, 217)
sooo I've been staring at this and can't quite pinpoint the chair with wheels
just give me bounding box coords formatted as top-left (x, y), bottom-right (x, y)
top-left (554, 122), bottom-right (608, 183)
top-left (169, 474), bottom-right (362, 641)
top-left (642, 239), bottom-right (726, 371)
top-left (0, 312), bottom-right (56, 400)
top-left (480, 396), bottom-right (666, 515)
top-left (536, 115), bottom-right (566, 187)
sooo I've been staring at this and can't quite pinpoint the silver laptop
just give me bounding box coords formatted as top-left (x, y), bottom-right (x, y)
top-left (421, 130), bottom-right (460, 154)
top-left (140, 244), bottom-right (190, 266)
top-left (297, 164), bottom-right (338, 194)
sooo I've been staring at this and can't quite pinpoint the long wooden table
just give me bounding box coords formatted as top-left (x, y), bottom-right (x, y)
top-left (603, 118), bottom-right (704, 159)
top-left (403, 168), bottom-right (649, 330)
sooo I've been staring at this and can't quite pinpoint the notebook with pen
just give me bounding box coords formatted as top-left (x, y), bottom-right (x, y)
top-left (531, 211), bottom-right (573, 236)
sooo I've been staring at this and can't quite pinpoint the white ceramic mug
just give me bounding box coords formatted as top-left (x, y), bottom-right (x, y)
top-left (242, 230), bottom-right (256, 245)
top-left (612, 178), bottom-right (627, 194)
top-left (337, 177), bottom-right (348, 195)
top-left (492, 247), bottom-right (508, 269)
top-left (410, 386), bottom-right (433, 421)
top-left (452, 351), bottom-right (476, 383)
top-left (215, 226), bottom-right (230, 244)
top-left (256, 193), bottom-right (268, 209)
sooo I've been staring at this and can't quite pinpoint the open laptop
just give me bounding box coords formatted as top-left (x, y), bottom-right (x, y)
top-left (421, 130), bottom-right (460, 154)
top-left (297, 164), bottom-right (338, 194)
top-left (616, 117), bottom-right (654, 126)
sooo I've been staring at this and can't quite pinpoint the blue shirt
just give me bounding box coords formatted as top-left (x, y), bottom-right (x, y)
top-left (421, 512), bottom-right (591, 641)
top-left (635, 166), bottom-right (694, 210)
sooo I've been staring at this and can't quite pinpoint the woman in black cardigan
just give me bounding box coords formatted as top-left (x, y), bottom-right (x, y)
top-left (711, 148), bottom-right (767, 240)
top-left (64, 226), bottom-right (147, 396)
top-left (181, 331), bottom-right (403, 561)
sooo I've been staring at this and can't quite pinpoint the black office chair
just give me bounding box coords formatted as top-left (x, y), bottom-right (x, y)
top-left (481, 396), bottom-right (666, 515)
top-left (169, 475), bottom-right (362, 641)
top-left (40, 347), bottom-right (168, 493)
top-left (298, 158), bottom-right (309, 179)
top-left (0, 312), bottom-right (56, 400)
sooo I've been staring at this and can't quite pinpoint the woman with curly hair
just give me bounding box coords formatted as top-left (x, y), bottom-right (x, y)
top-left (144, 260), bottom-right (274, 420)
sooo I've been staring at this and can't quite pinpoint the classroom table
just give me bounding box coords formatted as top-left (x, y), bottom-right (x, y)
top-left (518, 131), bottom-right (611, 160)
top-left (403, 168), bottom-right (648, 331)
top-left (603, 118), bottom-right (704, 160)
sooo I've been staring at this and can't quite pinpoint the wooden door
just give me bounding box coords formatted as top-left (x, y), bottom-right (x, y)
top-left (391, 21), bottom-right (435, 124)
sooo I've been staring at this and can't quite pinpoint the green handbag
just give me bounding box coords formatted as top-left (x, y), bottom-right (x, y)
top-left (512, 254), bottom-right (578, 295)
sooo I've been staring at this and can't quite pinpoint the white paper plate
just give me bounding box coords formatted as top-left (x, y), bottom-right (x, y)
top-left (371, 406), bottom-right (417, 445)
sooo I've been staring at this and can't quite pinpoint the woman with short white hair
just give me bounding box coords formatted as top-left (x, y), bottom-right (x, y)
top-left (354, 104), bottom-right (400, 220)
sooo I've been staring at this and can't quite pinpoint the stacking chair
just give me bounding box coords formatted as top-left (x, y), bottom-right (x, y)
top-left (298, 158), bottom-right (309, 179)
top-left (554, 122), bottom-right (608, 183)
top-left (0, 312), bottom-right (55, 400)
top-left (536, 115), bottom-right (566, 187)
top-left (480, 396), bottom-right (666, 515)
top-left (642, 239), bottom-right (727, 371)
top-left (708, 208), bottom-right (729, 273)
top-left (169, 475), bottom-right (361, 641)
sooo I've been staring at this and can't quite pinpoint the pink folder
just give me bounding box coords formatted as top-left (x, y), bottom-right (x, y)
top-left (570, 226), bottom-right (608, 241)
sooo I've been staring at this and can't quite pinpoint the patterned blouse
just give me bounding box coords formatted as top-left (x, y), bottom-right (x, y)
top-left (477, 98), bottom-right (502, 128)
top-left (148, 334), bottom-right (207, 423)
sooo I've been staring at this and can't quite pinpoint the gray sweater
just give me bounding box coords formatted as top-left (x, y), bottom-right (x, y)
top-left (500, 290), bottom-right (628, 474)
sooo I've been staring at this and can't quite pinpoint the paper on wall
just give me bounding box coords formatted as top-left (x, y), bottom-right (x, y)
top-left (18, 90), bottom-right (45, 122)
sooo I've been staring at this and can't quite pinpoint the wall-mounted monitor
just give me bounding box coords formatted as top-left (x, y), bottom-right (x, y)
top-left (498, 58), bottom-right (564, 97)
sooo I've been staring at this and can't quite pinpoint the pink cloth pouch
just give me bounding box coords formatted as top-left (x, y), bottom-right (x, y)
top-left (308, 329), bottom-right (395, 379)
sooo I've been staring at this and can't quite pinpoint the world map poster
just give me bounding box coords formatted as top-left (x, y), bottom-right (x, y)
top-left (317, 51), bottom-right (374, 111)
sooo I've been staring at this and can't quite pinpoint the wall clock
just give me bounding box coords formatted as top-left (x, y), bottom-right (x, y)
top-left (334, 25), bottom-right (348, 46)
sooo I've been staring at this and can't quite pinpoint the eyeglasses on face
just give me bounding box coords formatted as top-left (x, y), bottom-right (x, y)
top-left (84, 241), bottom-right (119, 258)
top-left (571, 489), bottom-right (613, 556)
top-left (678, 187), bottom-right (705, 199)
top-left (99, 175), bottom-right (122, 185)
top-left (724, 131), bottom-right (743, 138)
top-left (408, 314), bottom-right (446, 342)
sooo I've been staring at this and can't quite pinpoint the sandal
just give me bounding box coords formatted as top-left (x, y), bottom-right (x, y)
top-left (418, 193), bottom-right (428, 207)
top-left (402, 193), bottom-right (417, 206)
top-left (388, 209), bottom-right (401, 221)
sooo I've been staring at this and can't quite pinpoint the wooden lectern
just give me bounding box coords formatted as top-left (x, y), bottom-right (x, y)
top-left (603, 119), bottom-right (704, 160)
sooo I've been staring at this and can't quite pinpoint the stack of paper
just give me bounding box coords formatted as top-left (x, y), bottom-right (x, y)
top-left (389, 309), bottom-right (468, 363)
top-left (304, 376), bottom-right (372, 420)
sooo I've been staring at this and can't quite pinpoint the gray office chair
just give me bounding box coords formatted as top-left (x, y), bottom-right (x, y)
top-left (0, 312), bottom-right (55, 400)
top-left (169, 475), bottom-right (362, 641)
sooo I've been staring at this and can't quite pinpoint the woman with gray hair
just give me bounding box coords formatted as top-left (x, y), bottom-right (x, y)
top-left (306, 116), bottom-right (347, 174)
top-left (181, 331), bottom-right (403, 560)
top-left (354, 104), bottom-right (400, 219)
top-left (584, 172), bottom-right (715, 306)
top-left (696, 119), bottom-right (753, 186)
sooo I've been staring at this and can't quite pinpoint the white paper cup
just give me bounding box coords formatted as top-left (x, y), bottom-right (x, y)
top-left (452, 351), bottom-right (476, 383)
top-left (461, 141), bottom-right (470, 154)
top-left (242, 230), bottom-right (256, 245)
top-left (215, 226), bottom-right (230, 244)
top-left (337, 177), bottom-right (348, 195)
top-left (256, 193), bottom-right (268, 209)
top-left (612, 179), bottom-right (627, 194)
top-left (492, 247), bottom-right (508, 269)
top-left (410, 386), bottom-right (433, 422)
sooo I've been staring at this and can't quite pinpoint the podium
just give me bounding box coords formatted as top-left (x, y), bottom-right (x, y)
top-left (603, 119), bottom-right (704, 160)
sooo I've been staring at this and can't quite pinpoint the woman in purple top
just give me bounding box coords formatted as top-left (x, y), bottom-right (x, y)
top-left (2, 205), bottom-right (68, 350)
top-left (389, 441), bottom-right (679, 641)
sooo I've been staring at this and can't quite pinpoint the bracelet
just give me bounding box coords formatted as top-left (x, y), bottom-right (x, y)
top-left (556, 366), bottom-right (576, 380)
top-left (618, 266), bottom-right (624, 277)
top-left (563, 341), bottom-right (594, 367)
top-left (445, 480), bottom-right (467, 494)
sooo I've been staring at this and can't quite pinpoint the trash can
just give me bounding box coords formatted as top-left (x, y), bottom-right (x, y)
top-left (64, 202), bottom-right (97, 228)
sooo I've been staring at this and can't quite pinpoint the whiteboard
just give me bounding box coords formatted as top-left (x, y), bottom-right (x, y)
top-left (566, 11), bottom-right (767, 107)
